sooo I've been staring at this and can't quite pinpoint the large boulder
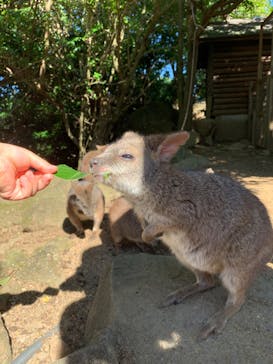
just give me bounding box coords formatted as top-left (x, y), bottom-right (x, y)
top-left (214, 114), bottom-right (248, 142)
top-left (0, 317), bottom-right (11, 364)
top-left (56, 253), bottom-right (273, 363)
top-left (0, 178), bottom-right (70, 232)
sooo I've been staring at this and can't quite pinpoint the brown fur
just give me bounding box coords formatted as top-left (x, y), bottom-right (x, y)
top-left (91, 131), bottom-right (273, 339)
top-left (109, 196), bottom-right (144, 252)
top-left (67, 148), bottom-right (105, 238)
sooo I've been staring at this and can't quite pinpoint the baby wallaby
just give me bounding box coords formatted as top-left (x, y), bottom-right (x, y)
top-left (91, 131), bottom-right (273, 340)
top-left (67, 148), bottom-right (105, 238)
top-left (109, 196), bottom-right (146, 252)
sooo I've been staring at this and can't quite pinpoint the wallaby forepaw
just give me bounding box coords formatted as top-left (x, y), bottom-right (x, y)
top-left (141, 230), bottom-right (156, 243)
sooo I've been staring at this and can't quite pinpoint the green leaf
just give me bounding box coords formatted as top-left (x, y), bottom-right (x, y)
top-left (55, 164), bottom-right (88, 180)
top-left (93, 71), bottom-right (102, 80)
top-left (103, 171), bottom-right (111, 181)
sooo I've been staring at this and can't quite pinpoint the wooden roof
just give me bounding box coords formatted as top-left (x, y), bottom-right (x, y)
top-left (200, 16), bottom-right (273, 43)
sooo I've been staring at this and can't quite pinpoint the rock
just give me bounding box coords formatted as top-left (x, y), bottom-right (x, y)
top-left (0, 178), bottom-right (70, 231)
top-left (0, 316), bottom-right (12, 364)
top-left (172, 148), bottom-right (211, 171)
top-left (193, 118), bottom-right (215, 137)
top-left (225, 141), bottom-right (250, 151)
top-left (124, 102), bottom-right (178, 135)
top-left (214, 114), bottom-right (248, 142)
top-left (55, 254), bottom-right (273, 363)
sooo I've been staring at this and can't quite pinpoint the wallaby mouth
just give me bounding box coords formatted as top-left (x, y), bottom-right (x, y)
top-left (92, 170), bottom-right (112, 184)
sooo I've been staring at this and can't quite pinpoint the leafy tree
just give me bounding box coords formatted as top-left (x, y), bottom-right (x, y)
top-left (0, 0), bottom-right (271, 163)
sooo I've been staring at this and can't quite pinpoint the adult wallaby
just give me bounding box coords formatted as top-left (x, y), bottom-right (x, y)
top-left (90, 131), bottom-right (273, 339)
top-left (67, 148), bottom-right (105, 238)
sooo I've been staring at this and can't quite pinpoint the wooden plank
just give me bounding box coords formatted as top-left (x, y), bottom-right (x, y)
top-left (212, 87), bottom-right (249, 93)
top-left (214, 55), bottom-right (271, 61)
top-left (213, 109), bottom-right (248, 116)
top-left (214, 104), bottom-right (248, 110)
top-left (213, 81), bottom-right (250, 85)
top-left (213, 68), bottom-right (258, 75)
top-left (214, 98), bottom-right (248, 105)
top-left (214, 43), bottom-right (271, 52)
top-left (215, 93), bottom-right (249, 98)
top-left (214, 51), bottom-right (266, 59)
top-left (213, 76), bottom-right (257, 83)
top-left (214, 61), bottom-right (259, 68)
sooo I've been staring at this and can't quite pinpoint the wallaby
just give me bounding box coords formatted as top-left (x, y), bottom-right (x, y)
top-left (90, 131), bottom-right (273, 340)
top-left (67, 148), bottom-right (105, 238)
top-left (109, 196), bottom-right (145, 252)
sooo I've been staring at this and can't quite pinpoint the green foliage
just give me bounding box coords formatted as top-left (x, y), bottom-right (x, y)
top-left (230, 0), bottom-right (273, 18)
top-left (0, 0), bottom-right (272, 163)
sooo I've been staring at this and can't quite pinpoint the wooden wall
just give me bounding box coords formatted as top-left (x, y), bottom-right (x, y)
top-left (204, 37), bottom-right (272, 119)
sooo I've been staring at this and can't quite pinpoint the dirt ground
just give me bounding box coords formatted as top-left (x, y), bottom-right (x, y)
top-left (0, 142), bottom-right (273, 363)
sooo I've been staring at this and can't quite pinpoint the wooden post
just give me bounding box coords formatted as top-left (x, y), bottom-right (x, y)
top-left (248, 81), bottom-right (254, 141)
top-left (206, 44), bottom-right (213, 119)
top-left (253, 24), bottom-right (264, 146)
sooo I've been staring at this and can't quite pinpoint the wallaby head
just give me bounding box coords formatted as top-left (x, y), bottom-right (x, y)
top-left (91, 131), bottom-right (189, 196)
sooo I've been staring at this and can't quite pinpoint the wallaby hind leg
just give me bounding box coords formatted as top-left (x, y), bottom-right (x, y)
top-left (161, 270), bottom-right (216, 308)
top-left (198, 269), bottom-right (248, 340)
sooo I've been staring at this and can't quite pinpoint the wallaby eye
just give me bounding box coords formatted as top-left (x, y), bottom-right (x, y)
top-left (120, 153), bottom-right (134, 160)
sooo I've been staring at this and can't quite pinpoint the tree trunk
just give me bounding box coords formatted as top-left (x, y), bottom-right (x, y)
top-left (177, 0), bottom-right (185, 129)
top-left (179, 2), bottom-right (199, 131)
top-left (37, 0), bottom-right (53, 91)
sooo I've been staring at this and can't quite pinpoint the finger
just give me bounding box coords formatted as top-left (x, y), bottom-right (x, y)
top-left (37, 174), bottom-right (54, 192)
top-left (19, 174), bottom-right (36, 199)
top-left (24, 170), bottom-right (39, 196)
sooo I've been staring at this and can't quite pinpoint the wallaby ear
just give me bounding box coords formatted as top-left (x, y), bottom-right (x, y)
top-left (96, 144), bottom-right (106, 151)
top-left (156, 131), bottom-right (190, 162)
top-left (145, 134), bottom-right (166, 152)
top-left (122, 131), bottom-right (139, 139)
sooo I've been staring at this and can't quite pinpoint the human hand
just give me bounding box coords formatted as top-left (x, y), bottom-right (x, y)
top-left (0, 143), bottom-right (57, 201)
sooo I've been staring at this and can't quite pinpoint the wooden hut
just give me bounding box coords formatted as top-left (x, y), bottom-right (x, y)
top-left (198, 15), bottom-right (273, 150)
